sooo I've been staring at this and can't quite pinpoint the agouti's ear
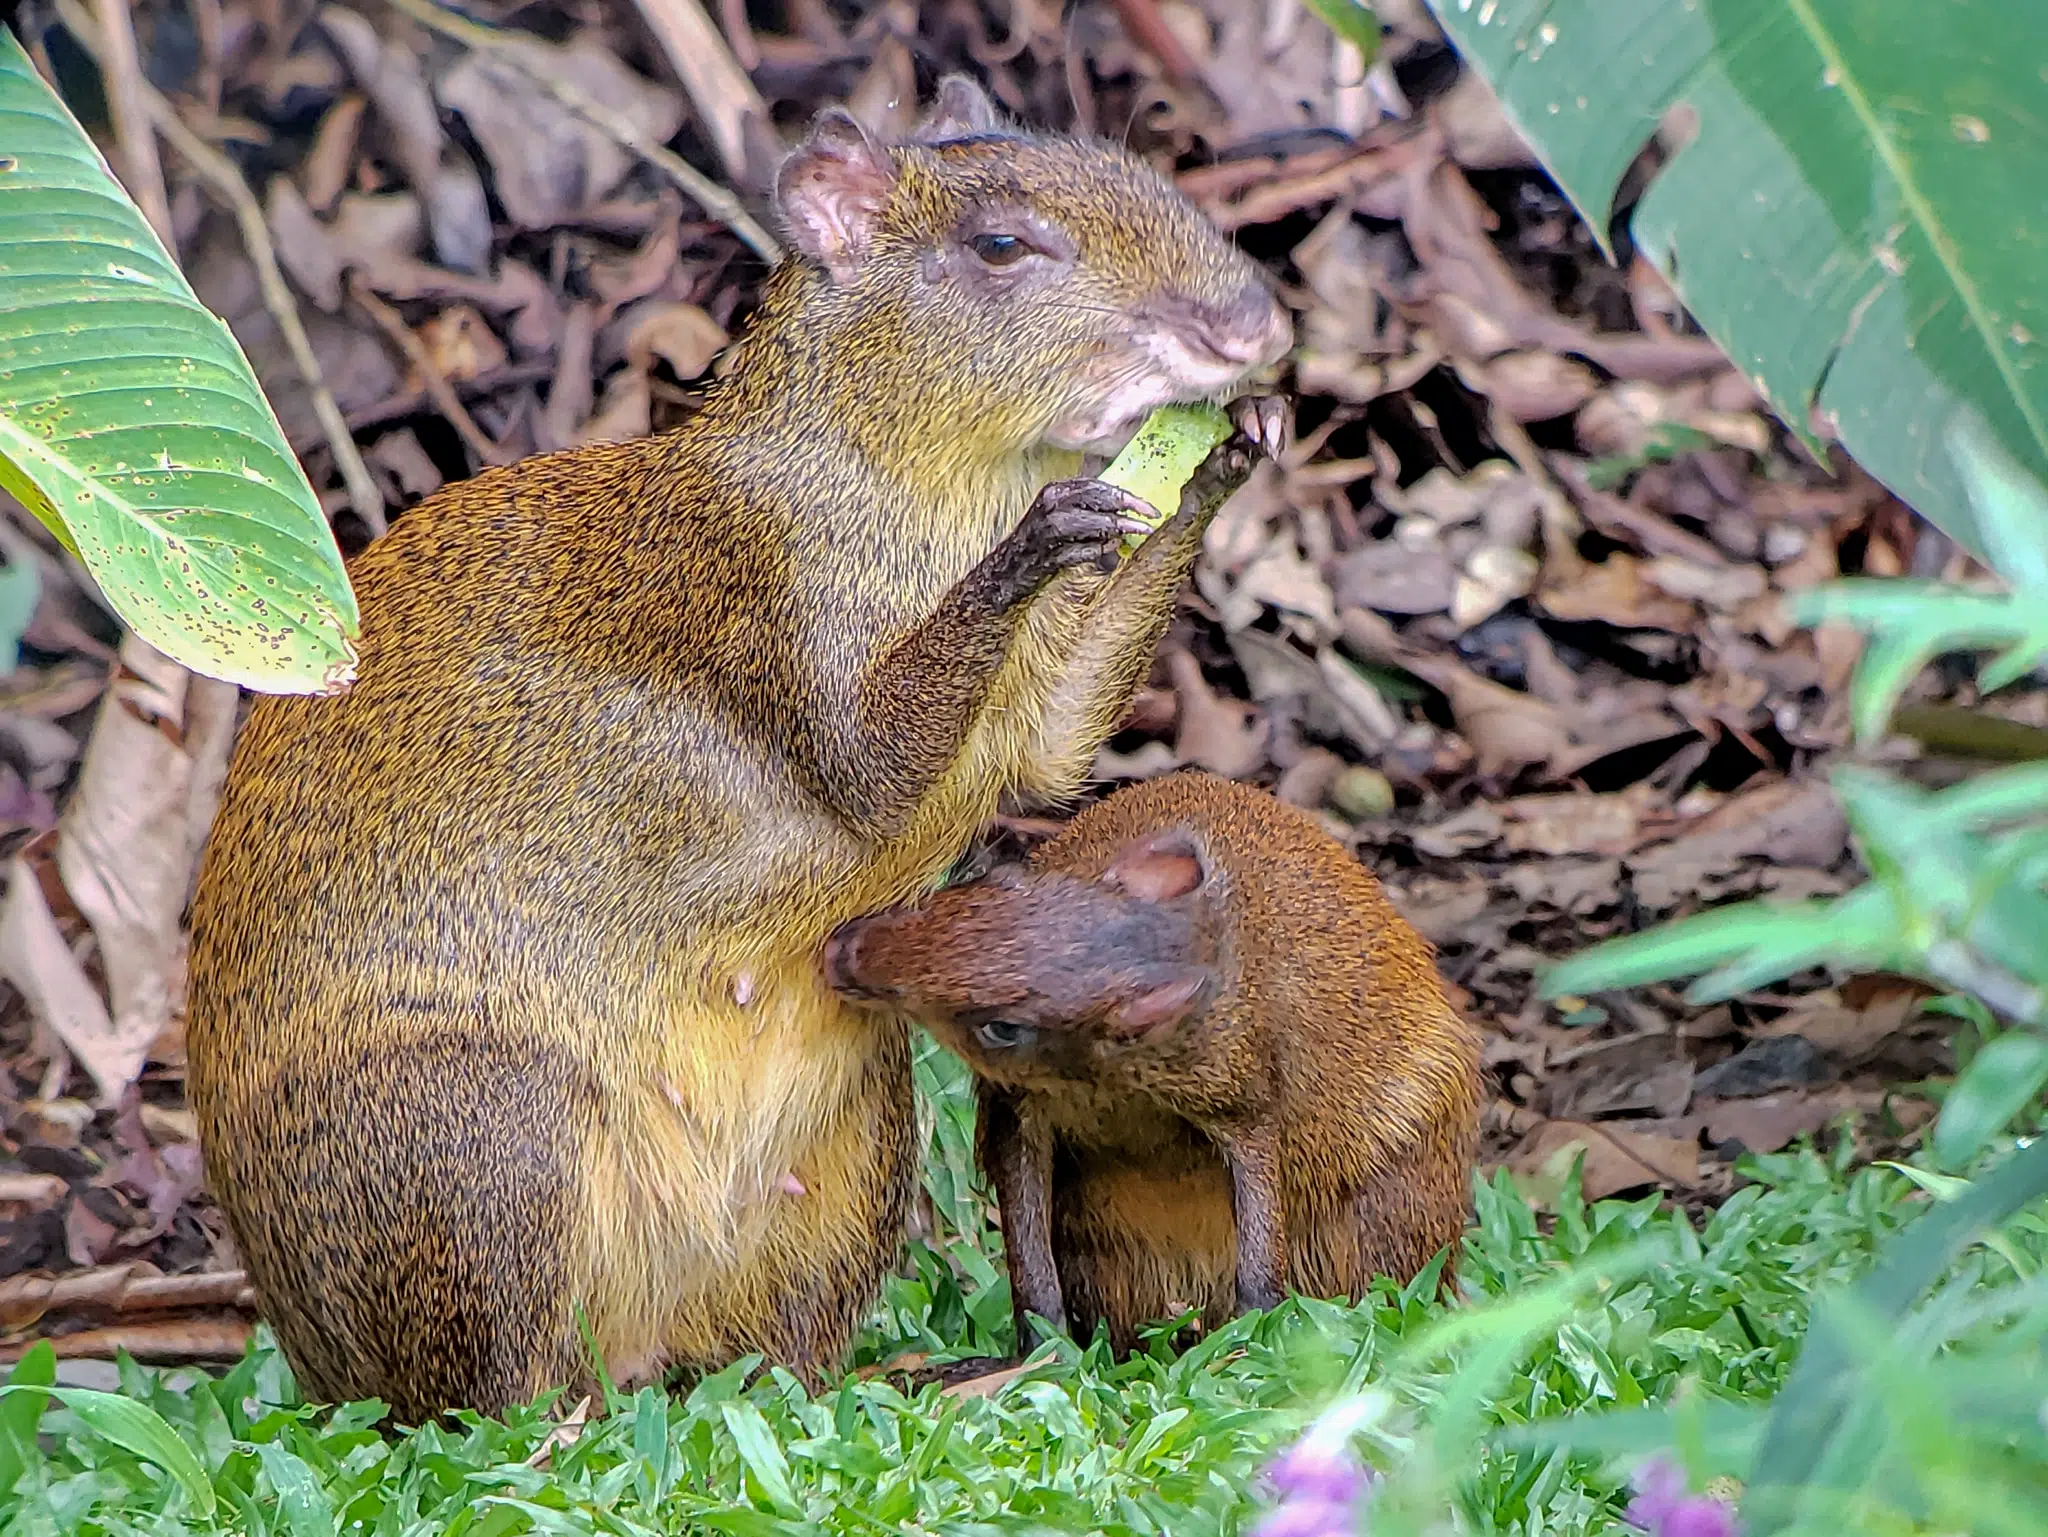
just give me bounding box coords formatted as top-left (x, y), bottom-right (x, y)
top-left (911, 74), bottom-right (1002, 144)
top-left (1104, 967), bottom-right (1212, 1039)
top-left (1100, 830), bottom-right (1206, 904)
top-left (777, 109), bottom-right (895, 284)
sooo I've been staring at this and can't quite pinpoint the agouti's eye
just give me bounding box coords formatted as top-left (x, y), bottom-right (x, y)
top-left (973, 1018), bottom-right (1037, 1051)
top-left (967, 232), bottom-right (1030, 267)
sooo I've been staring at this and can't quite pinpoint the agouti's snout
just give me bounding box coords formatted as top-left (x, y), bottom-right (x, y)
top-left (820, 922), bottom-right (875, 997)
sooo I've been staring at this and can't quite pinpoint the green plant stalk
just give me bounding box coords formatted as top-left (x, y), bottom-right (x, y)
top-left (1099, 403), bottom-right (1234, 551)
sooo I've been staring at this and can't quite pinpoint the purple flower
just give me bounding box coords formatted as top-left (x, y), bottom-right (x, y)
top-left (1251, 1400), bottom-right (1378, 1537)
top-left (1624, 1456), bottom-right (1740, 1537)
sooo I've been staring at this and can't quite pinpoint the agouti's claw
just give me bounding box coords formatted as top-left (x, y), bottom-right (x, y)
top-left (1232, 395), bottom-right (1291, 462)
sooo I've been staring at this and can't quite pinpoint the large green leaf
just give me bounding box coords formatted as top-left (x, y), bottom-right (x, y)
top-left (1425, 0), bottom-right (2048, 555)
top-left (0, 28), bottom-right (357, 692)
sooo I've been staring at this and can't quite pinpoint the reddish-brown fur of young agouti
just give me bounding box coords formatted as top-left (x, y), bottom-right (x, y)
top-left (184, 77), bottom-right (1288, 1422)
top-left (824, 772), bottom-right (1483, 1355)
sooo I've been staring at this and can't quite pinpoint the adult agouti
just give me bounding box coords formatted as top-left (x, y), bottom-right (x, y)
top-left (823, 772), bottom-right (1483, 1356)
top-left (184, 76), bottom-right (1290, 1421)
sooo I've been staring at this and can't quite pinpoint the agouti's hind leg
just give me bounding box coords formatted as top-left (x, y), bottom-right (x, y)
top-left (213, 1028), bottom-right (596, 1423)
top-left (678, 1026), bottom-right (916, 1378)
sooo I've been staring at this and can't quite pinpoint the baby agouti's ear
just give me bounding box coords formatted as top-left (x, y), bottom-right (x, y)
top-left (1104, 967), bottom-right (1212, 1040)
top-left (910, 73), bottom-right (1002, 144)
top-left (1100, 829), bottom-right (1206, 905)
top-left (777, 109), bottom-right (896, 284)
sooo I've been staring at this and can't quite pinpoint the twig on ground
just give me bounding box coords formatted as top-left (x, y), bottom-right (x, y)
top-left (57, 0), bottom-right (390, 536)
top-left (347, 276), bottom-right (514, 467)
top-left (377, 0), bottom-right (783, 265)
top-left (89, 0), bottom-right (173, 242)
top-left (623, 0), bottom-right (773, 185)
top-left (0, 1319), bottom-right (255, 1365)
top-left (0, 1264), bottom-right (255, 1316)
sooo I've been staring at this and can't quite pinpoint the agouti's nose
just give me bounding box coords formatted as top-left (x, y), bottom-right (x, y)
top-left (1219, 286), bottom-right (1293, 368)
top-left (821, 925), bottom-right (867, 994)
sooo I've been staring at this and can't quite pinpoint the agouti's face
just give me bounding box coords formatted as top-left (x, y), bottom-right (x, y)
top-left (776, 77), bottom-right (1292, 455)
top-left (821, 837), bottom-right (1221, 1091)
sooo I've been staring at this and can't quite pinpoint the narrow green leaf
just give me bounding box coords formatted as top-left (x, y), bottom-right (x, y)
top-left (1303, 0), bottom-right (1380, 63)
top-left (251, 1440), bottom-right (338, 1537)
top-left (0, 1340), bottom-right (54, 1499)
top-left (0, 1383), bottom-right (217, 1515)
top-left (1933, 1033), bottom-right (2048, 1168)
top-left (1948, 410), bottom-right (2048, 594)
top-left (1744, 1135), bottom-right (2048, 1532)
top-left (720, 1401), bottom-right (802, 1517)
top-left (1538, 899), bottom-right (1845, 998)
top-left (0, 28), bottom-right (358, 693)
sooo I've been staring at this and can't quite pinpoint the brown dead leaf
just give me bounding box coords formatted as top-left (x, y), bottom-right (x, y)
top-left (0, 1172), bottom-right (68, 1208)
top-left (265, 175), bottom-right (343, 310)
top-left (367, 428), bottom-right (444, 501)
top-left (318, 6), bottom-right (491, 272)
top-left (1452, 350), bottom-right (1597, 422)
top-left (1626, 777), bottom-right (1849, 911)
top-left (438, 35), bottom-right (685, 230)
top-left (1385, 871), bottom-right (1493, 946)
top-left (1503, 857), bottom-right (1624, 915)
top-left (1703, 1092), bottom-right (1857, 1155)
top-left (1511, 1119), bottom-right (1701, 1203)
top-left (412, 306), bottom-right (508, 386)
top-left (1410, 803), bottom-right (1502, 858)
top-left (1433, 69), bottom-right (1536, 169)
top-left (300, 93), bottom-right (366, 213)
top-left (1167, 651), bottom-right (1267, 778)
top-left (623, 303), bottom-right (729, 380)
top-left (578, 369), bottom-right (654, 446)
top-left (943, 1360), bottom-right (1037, 1399)
top-left (1334, 538), bottom-right (1458, 616)
top-left (1545, 1032), bottom-right (1694, 1120)
top-left (47, 638), bottom-right (238, 1103)
top-left (1538, 552), bottom-right (1697, 631)
top-left (1497, 785), bottom-right (1656, 857)
top-left (0, 853), bottom-right (138, 1102)
top-left (1758, 984), bottom-right (1926, 1066)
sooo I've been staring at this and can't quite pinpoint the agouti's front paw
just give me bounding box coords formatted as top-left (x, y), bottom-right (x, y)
top-left (991, 480), bottom-right (1156, 606)
top-left (1232, 395), bottom-right (1292, 461)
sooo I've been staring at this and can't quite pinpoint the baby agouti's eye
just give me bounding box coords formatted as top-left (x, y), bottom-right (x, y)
top-left (974, 1018), bottom-right (1037, 1050)
top-left (967, 232), bottom-right (1030, 268)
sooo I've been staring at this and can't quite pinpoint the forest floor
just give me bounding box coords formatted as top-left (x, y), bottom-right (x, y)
top-left (0, 0), bottom-right (2031, 1389)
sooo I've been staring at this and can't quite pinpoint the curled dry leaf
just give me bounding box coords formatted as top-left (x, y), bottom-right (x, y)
top-left (1342, 608), bottom-right (1682, 780)
top-left (1433, 67), bottom-right (1536, 169)
top-left (437, 35), bottom-right (686, 230)
top-left (622, 302), bottom-right (729, 379)
top-left (1334, 537), bottom-right (1458, 616)
top-left (0, 853), bottom-right (136, 1102)
top-left (1509, 1119), bottom-right (1702, 1204)
top-left (319, 6), bottom-right (493, 272)
top-left (1167, 650), bottom-right (1268, 779)
top-left (1624, 776), bottom-right (1849, 912)
top-left (39, 638), bottom-right (238, 1104)
top-left (0, 1171), bottom-right (69, 1208)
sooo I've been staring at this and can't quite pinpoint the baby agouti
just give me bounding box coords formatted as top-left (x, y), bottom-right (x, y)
top-left (185, 76), bottom-right (1289, 1421)
top-left (824, 772), bottom-right (1483, 1355)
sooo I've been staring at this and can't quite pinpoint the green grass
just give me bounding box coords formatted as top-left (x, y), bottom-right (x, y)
top-left (2, 1048), bottom-right (2043, 1536)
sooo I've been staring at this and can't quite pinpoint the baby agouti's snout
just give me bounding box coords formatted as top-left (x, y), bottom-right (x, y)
top-left (820, 920), bottom-right (878, 998)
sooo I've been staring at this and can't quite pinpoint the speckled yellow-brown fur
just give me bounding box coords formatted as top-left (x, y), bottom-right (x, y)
top-left (184, 79), bottom-right (1288, 1421)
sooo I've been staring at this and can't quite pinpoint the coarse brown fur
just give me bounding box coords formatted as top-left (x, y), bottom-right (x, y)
top-left (184, 79), bottom-right (1289, 1422)
top-left (825, 773), bottom-right (1484, 1356)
